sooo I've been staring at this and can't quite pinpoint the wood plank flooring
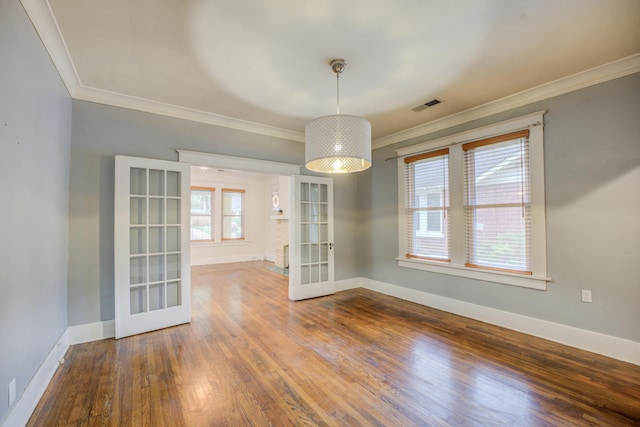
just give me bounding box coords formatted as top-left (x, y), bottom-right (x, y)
top-left (29, 261), bottom-right (640, 426)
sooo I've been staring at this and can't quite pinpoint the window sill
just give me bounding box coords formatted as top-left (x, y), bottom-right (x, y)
top-left (397, 257), bottom-right (550, 290)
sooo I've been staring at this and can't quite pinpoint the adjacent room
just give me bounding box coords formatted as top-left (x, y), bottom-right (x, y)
top-left (2, 0), bottom-right (639, 425)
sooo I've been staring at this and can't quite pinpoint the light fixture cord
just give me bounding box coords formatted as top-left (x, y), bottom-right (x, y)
top-left (336, 72), bottom-right (340, 115)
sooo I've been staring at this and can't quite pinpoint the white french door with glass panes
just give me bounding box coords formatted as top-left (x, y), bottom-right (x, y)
top-left (288, 175), bottom-right (334, 301)
top-left (114, 156), bottom-right (191, 339)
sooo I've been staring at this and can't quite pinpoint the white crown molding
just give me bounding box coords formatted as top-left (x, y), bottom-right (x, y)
top-left (373, 54), bottom-right (640, 149)
top-left (74, 86), bottom-right (306, 142)
top-left (22, 0), bottom-right (639, 149)
top-left (20, 0), bottom-right (81, 97)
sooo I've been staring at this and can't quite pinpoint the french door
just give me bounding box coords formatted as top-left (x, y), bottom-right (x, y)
top-left (114, 156), bottom-right (191, 339)
top-left (288, 175), bottom-right (334, 301)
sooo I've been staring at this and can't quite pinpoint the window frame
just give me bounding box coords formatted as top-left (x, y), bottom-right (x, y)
top-left (404, 148), bottom-right (451, 262)
top-left (190, 186), bottom-right (215, 242)
top-left (221, 188), bottom-right (246, 241)
top-left (462, 130), bottom-right (532, 275)
top-left (190, 186), bottom-right (249, 244)
top-left (397, 111), bottom-right (549, 290)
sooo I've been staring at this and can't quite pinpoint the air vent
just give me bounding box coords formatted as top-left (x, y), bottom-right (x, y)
top-left (412, 98), bottom-right (443, 112)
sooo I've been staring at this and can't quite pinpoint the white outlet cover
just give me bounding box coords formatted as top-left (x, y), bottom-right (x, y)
top-left (8, 378), bottom-right (16, 407)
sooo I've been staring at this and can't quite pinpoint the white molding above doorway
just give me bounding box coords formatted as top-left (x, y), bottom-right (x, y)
top-left (177, 150), bottom-right (302, 176)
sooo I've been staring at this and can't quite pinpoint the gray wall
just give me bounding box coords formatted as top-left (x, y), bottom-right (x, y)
top-left (67, 101), bottom-right (361, 325)
top-left (0, 1), bottom-right (72, 423)
top-left (359, 72), bottom-right (640, 342)
top-left (2, 5), bottom-right (638, 423)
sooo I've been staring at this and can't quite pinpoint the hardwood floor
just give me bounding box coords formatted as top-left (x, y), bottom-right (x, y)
top-left (29, 261), bottom-right (640, 426)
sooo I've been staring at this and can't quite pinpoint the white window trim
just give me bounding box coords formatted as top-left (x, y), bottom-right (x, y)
top-left (397, 111), bottom-right (550, 290)
top-left (190, 183), bottom-right (251, 244)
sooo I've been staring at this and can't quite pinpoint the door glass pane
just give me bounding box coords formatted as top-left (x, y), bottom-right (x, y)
top-left (130, 198), bottom-right (146, 225)
top-left (310, 264), bottom-right (319, 283)
top-left (310, 183), bottom-right (319, 202)
top-left (167, 226), bottom-right (180, 252)
top-left (130, 168), bottom-right (146, 195)
top-left (149, 199), bottom-right (164, 224)
top-left (301, 203), bottom-right (310, 222)
top-left (320, 244), bottom-right (328, 262)
top-left (320, 224), bottom-right (328, 242)
top-left (166, 171), bottom-right (180, 197)
top-left (130, 286), bottom-right (147, 314)
top-left (149, 170), bottom-right (164, 196)
top-left (310, 203), bottom-right (319, 223)
top-left (309, 224), bottom-right (319, 243)
top-left (167, 281), bottom-right (181, 307)
top-left (301, 265), bottom-right (310, 285)
top-left (300, 183), bottom-right (309, 202)
top-left (319, 184), bottom-right (328, 202)
top-left (166, 199), bottom-right (180, 224)
top-left (149, 284), bottom-right (165, 311)
top-left (149, 255), bottom-right (164, 282)
top-left (310, 244), bottom-right (319, 262)
top-left (301, 224), bottom-right (310, 244)
top-left (130, 257), bottom-right (146, 284)
top-left (130, 228), bottom-right (146, 255)
top-left (149, 227), bottom-right (164, 253)
top-left (167, 254), bottom-right (180, 280)
top-left (320, 204), bottom-right (328, 222)
top-left (301, 244), bottom-right (309, 264)
top-left (321, 264), bottom-right (328, 282)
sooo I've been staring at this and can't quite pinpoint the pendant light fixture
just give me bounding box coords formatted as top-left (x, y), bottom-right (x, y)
top-left (305, 59), bottom-right (372, 173)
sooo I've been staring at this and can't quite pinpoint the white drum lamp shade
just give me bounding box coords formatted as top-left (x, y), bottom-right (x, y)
top-left (305, 59), bottom-right (372, 174)
top-left (305, 114), bottom-right (372, 173)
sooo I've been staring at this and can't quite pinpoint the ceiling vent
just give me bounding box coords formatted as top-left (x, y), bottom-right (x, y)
top-left (412, 98), bottom-right (443, 112)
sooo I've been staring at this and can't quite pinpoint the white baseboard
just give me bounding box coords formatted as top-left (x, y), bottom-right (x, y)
top-left (2, 330), bottom-right (69, 427)
top-left (68, 320), bottom-right (115, 344)
top-left (190, 254), bottom-right (265, 266)
top-left (357, 277), bottom-right (640, 365)
top-left (334, 278), bottom-right (362, 292)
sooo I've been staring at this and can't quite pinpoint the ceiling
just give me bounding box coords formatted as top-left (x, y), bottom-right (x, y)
top-left (25, 0), bottom-right (640, 147)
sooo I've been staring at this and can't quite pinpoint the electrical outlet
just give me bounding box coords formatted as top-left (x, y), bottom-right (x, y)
top-left (8, 378), bottom-right (16, 407)
top-left (581, 289), bottom-right (593, 303)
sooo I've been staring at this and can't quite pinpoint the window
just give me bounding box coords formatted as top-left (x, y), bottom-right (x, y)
top-left (463, 131), bottom-right (531, 274)
top-left (222, 189), bottom-right (245, 240)
top-left (398, 112), bottom-right (548, 290)
top-left (190, 186), bottom-right (247, 243)
top-left (191, 187), bottom-right (214, 241)
top-left (405, 148), bottom-right (450, 261)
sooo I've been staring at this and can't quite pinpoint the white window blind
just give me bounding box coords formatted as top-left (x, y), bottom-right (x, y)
top-left (463, 130), bottom-right (532, 274)
top-left (405, 148), bottom-right (450, 262)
